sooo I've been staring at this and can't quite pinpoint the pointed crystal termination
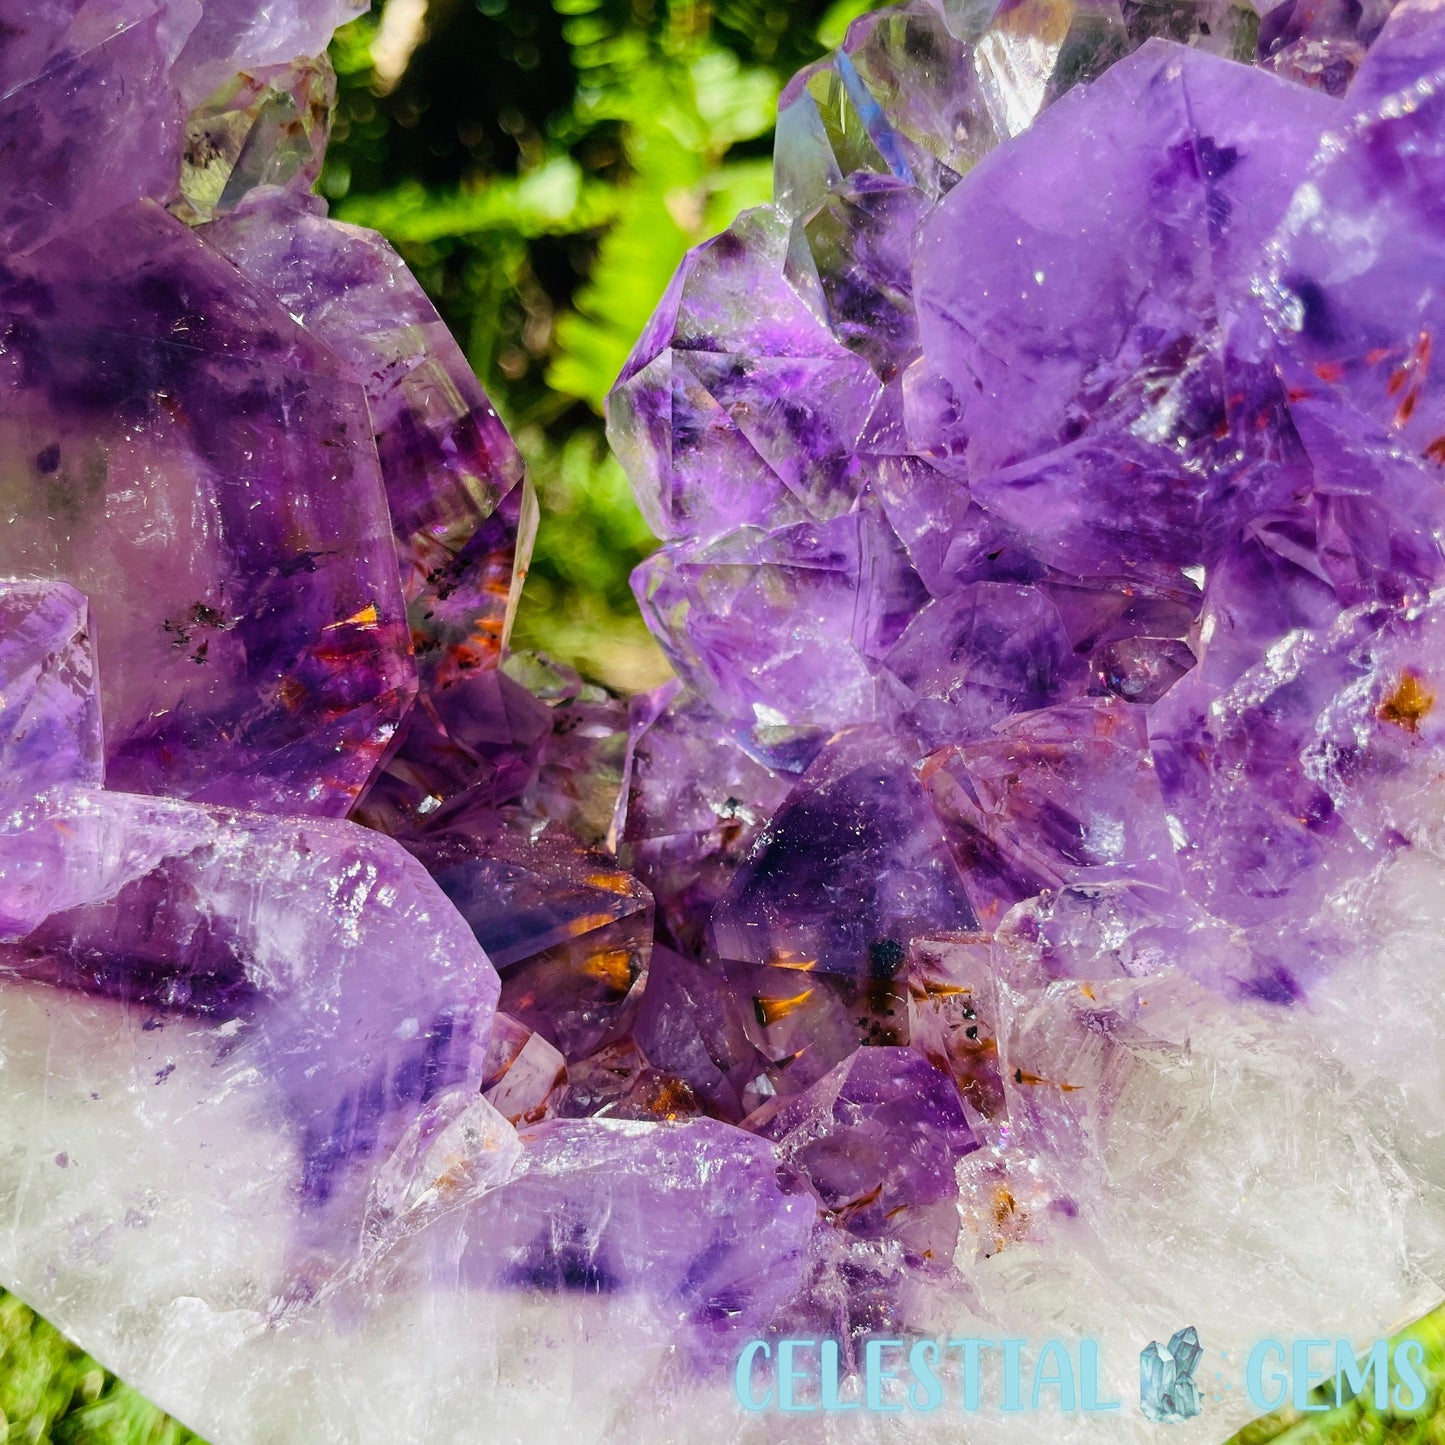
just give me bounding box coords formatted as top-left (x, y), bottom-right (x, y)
top-left (774, 0), bottom-right (1002, 217)
top-left (906, 934), bottom-right (1008, 1130)
top-left (711, 727), bottom-right (976, 979)
top-left (883, 581), bottom-right (1085, 750)
top-left (627, 946), bottom-right (766, 1122)
top-left (921, 700), bottom-right (1181, 929)
top-left (617, 682), bottom-right (792, 956)
top-left (0, 580), bottom-right (104, 796)
top-left (404, 823), bottom-right (651, 1063)
top-left (631, 495), bottom-right (926, 765)
top-left (911, 40), bottom-right (1338, 476)
top-left (0, 0), bottom-right (196, 255)
top-left (747, 1045), bottom-right (977, 1338)
top-left (171, 57), bottom-right (335, 224)
top-left (200, 191), bottom-right (534, 833)
top-left (0, 202), bottom-right (415, 816)
top-left (0, 786), bottom-right (499, 1235)
top-left (633, 517), bottom-right (885, 749)
top-left (201, 191), bottom-right (529, 690)
top-left (1348, 0), bottom-right (1445, 105)
top-left (170, 0), bottom-right (365, 106)
top-left (607, 205), bottom-right (881, 546)
top-left (349, 648), bottom-right (629, 868)
top-left (750, 1045), bottom-right (977, 1251)
top-left (0, 0), bottom-right (367, 256)
top-left (380, 1116), bottom-right (817, 1365)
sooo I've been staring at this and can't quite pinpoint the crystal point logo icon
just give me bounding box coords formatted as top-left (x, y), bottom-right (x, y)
top-left (1140, 1327), bottom-right (1204, 1423)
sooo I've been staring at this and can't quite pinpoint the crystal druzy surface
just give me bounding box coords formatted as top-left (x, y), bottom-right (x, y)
top-left (6, 0), bottom-right (1445, 1442)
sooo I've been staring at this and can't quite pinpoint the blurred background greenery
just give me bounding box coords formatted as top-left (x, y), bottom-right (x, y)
top-left (3, 1), bottom-right (1444, 1440)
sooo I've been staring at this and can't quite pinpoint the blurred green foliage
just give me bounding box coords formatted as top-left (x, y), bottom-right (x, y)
top-left (0, 1293), bottom-right (201, 1445)
top-left (324, 0), bottom-right (868, 689)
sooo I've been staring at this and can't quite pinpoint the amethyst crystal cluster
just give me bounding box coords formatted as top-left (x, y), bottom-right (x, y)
top-left (5, 0), bottom-right (1445, 1440)
top-left (614, 0), bottom-right (1445, 1016)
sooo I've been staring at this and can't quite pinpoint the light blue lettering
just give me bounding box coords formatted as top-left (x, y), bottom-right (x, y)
top-left (1393, 1340), bottom-right (1428, 1412)
top-left (778, 1339), bottom-right (816, 1412)
top-left (947, 1338), bottom-right (991, 1412)
top-left (735, 1340), bottom-right (771, 1411)
top-left (865, 1338), bottom-right (905, 1412)
top-left (1032, 1339), bottom-right (1077, 1412)
top-left (1335, 1339), bottom-right (1389, 1409)
top-left (1293, 1339), bottom-right (1330, 1411)
top-left (1247, 1340), bottom-right (1288, 1411)
top-left (1002, 1339), bottom-right (1027, 1412)
top-left (909, 1340), bottom-right (944, 1412)
top-left (1080, 1340), bottom-right (1120, 1411)
top-left (819, 1340), bottom-right (858, 1411)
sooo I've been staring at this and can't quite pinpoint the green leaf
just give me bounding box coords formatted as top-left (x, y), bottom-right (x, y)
top-left (817, 0), bottom-right (881, 49)
top-left (333, 158), bottom-right (620, 242)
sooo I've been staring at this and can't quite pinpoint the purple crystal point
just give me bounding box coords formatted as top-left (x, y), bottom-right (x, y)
top-left (711, 726), bottom-right (976, 978)
top-left (1262, 57), bottom-right (1445, 475)
top-left (749, 1045), bottom-right (975, 1337)
top-left (608, 205), bottom-right (880, 544)
top-left (170, 0), bottom-right (363, 106)
top-left (883, 581), bottom-right (1085, 749)
top-left (1349, 0), bottom-right (1445, 102)
top-left (355, 649), bottom-right (629, 857)
top-left (0, 0), bottom-right (196, 254)
top-left (446, 1117), bottom-right (816, 1357)
top-left (352, 667), bottom-right (550, 837)
top-left (634, 514), bottom-right (909, 750)
top-left (618, 682), bottom-right (792, 955)
top-left (0, 787), bottom-right (499, 1220)
top-left (0, 580), bottom-right (103, 794)
top-left (704, 951), bottom-right (902, 1100)
top-left (202, 192), bottom-right (529, 692)
top-left (906, 934), bottom-right (1008, 1128)
top-left (752, 1045), bottom-right (976, 1243)
top-left (914, 41), bottom-right (1338, 475)
top-left (0, 0), bottom-right (360, 257)
top-left (1, 202), bottom-right (415, 815)
top-left (628, 945), bottom-right (766, 1122)
top-left (552, 1036), bottom-right (708, 1122)
top-left (202, 193), bottom-right (538, 834)
top-left (0, 13), bottom-right (540, 829)
top-left (1258, 0), bottom-right (1399, 92)
top-left (790, 176), bottom-right (932, 380)
top-left (924, 700), bottom-right (1180, 927)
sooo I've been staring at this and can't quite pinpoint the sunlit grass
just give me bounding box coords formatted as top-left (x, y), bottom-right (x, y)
top-left (0, 1292), bottom-right (204, 1444)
